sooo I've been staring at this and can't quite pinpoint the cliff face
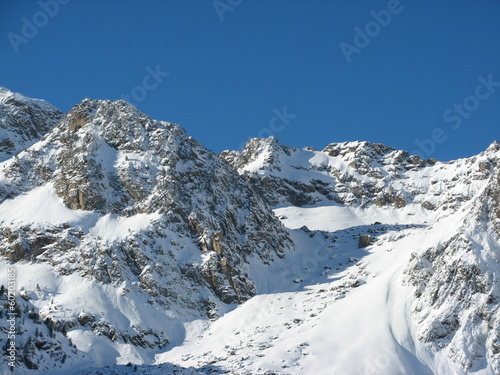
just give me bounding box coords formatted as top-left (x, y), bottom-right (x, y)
top-left (404, 164), bottom-right (500, 374)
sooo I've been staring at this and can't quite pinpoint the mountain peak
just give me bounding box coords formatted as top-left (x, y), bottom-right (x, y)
top-left (0, 88), bottom-right (294, 315)
top-left (486, 140), bottom-right (500, 152)
top-left (242, 136), bottom-right (290, 153)
top-left (67, 97), bottom-right (140, 120)
top-left (322, 140), bottom-right (396, 157)
top-left (220, 137), bottom-right (297, 175)
top-left (0, 86), bottom-right (11, 95)
top-left (0, 86), bottom-right (60, 110)
top-left (58, 97), bottom-right (186, 154)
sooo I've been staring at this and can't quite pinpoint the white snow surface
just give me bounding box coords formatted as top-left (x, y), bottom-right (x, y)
top-left (1, 152), bottom-right (499, 375)
top-left (0, 183), bottom-right (94, 227)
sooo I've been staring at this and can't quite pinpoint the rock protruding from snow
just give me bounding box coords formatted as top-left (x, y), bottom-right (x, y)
top-left (485, 140), bottom-right (500, 153)
top-left (358, 234), bottom-right (372, 248)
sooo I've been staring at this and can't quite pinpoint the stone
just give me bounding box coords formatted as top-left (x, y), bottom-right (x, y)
top-left (359, 235), bottom-right (372, 248)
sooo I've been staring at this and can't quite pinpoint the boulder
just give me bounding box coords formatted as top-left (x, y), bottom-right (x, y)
top-left (358, 234), bottom-right (372, 248)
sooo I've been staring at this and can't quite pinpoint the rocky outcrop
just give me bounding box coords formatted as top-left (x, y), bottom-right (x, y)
top-left (358, 235), bottom-right (372, 248)
top-left (1, 99), bottom-right (294, 301)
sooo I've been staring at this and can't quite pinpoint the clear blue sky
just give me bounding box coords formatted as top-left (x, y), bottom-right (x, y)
top-left (1, 0), bottom-right (499, 161)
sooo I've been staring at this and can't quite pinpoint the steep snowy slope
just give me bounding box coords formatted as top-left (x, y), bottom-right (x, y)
top-left (404, 167), bottom-right (500, 374)
top-left (0, 87), bottom-right (63, 162)
top-left (0, 99), bottom-right (294, 372)
top-left (187, 137), bottom-right (498, 374)
top-left (78, 186), bottom-right (499, 375)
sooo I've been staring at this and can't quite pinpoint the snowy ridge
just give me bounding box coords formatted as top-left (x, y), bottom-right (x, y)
top-left (211, 137), bottom-right (500, 374)
top-left (404, 166), bottom-right (500, 373)
top-left (222, 137), bottom-right (498, 211)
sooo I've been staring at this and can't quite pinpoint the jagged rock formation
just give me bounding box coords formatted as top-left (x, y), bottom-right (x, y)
top-left (404, 164), bottom-right (500, 373)
top-left (221, 137), bottom-right (496, 211)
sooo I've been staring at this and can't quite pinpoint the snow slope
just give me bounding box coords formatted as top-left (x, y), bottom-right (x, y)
top-left (155, 196), bottom-right (497, 375)
top-left (76, 187), bottom-right (498, 374)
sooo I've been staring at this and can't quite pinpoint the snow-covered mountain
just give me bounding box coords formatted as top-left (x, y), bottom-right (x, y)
top-left (221, 137), bottom-right (497, 211)
top-left (0, 89), bottom-right (498, 375)
top-left (0, 92), bottom-right (293, 373)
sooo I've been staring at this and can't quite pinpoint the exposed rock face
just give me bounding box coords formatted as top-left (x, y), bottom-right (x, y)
top-left (0, 98), bottom-right (294, 369)
top-left (0, 86), bottom-right (63, 162)
top-left (0, 89), bottom-right (498, 373)
top-left (1, 99), bottom-right (295, 299)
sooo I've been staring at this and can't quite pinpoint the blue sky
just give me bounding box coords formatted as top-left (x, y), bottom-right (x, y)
top-left (1, 0), bottom-right (499, 161)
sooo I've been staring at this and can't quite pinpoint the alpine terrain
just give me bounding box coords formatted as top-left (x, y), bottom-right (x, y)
top-left (0, 87), bottom-right (498, 375)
